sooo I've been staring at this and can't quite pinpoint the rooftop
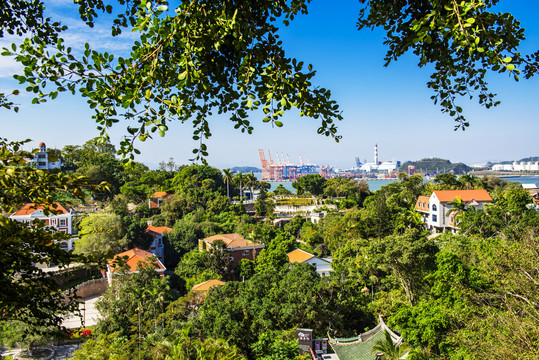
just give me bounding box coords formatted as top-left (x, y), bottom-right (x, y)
top-left (108, 248), bottom-right (165, 273)
top-left (191, 279), bottom-right (226, 292)
top-left (11, 202), bottom-right (69, 216)
top-left (203, 233), bottom-right (263, 249)
top-left (146, 225), bottom-right (172, 235)
top-left (287, 249), bottom-right (315, 263)
top-left (433, 189), bottom-right (492, 203)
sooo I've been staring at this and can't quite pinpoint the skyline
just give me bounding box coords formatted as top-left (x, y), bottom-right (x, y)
top-left (1, 1), bottom-right (538, 169)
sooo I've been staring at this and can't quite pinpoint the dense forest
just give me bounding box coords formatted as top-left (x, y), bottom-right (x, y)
top-left (2, 138), bottom-right (539, 360)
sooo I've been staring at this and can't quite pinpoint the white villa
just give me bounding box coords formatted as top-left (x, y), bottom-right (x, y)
top-left (287, 249), bottom-right (333, 276)
top-left (415, 189), bottom-right (492, 233)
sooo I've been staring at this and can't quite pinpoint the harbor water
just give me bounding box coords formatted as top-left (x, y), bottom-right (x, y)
top-left (254, 173), bottom-right (539, 194)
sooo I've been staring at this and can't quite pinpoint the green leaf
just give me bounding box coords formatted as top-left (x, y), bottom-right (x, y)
top-left (178, 71), bottom-right (188, 80)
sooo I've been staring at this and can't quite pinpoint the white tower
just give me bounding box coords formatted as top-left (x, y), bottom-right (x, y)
top-left (374, 144), bottom-right (379, 165)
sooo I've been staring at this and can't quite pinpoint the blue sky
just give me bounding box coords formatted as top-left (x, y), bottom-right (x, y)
top-left (1, 1), bottom-right (538, 169)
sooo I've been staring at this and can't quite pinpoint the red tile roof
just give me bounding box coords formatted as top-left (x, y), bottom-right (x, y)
top-left (433, 189), bottom-right (492, 203)
top-left (146, 225), bottom-right (172, 235)
top-left (203, 233), bottom-right (263, 249)
top-left (151, 191), bottom-right (169, 198)
top-left (12, 202), bottom-right (69, 216)
top-left (108, 248), bottom-right (165, 273)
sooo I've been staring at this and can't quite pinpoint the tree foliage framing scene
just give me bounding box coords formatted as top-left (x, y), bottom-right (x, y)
top-left (1, 1), bottom-right (539, 360)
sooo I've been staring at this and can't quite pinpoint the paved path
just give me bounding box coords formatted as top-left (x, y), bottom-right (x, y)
top-left (62, 295), bottom-right (101, 329)
top-left (1, 343), bottom-right (83, 360)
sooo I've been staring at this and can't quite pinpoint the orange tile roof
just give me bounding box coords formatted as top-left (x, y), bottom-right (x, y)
top-left (109, 248), bottom-right (165, 273)
top-left (415, 196), bottom-right (430, 212)
top-left (146, 225), bottom-right (172, 235)
top-left (191, 279), bottom-right (226, 292)
top-left (433, 189), bottom-right (492, 203)
top-left (12, 202), bottom-right (69, 216)
top-left (417, 195), bottom-right (430, 203)
top-left (151, 191), bottom-right (169, 198)
top-left (287, 249), bottom-right (315, 263)
top-left (204, 233), bottom-right (263, 249)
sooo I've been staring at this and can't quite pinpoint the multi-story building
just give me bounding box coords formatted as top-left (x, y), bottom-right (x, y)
top-left (106, 248), bottom-right (166, 284)
top-left (286, 249), bottom-right (333, 276)
top-left (145, 223), bottom-right (171, 264)
top-left (33, 142), bottom-right (62, 170)
top-left (9, 202), bottom-right (74, 250)
top-left (198, 233), bottom-right (264, 269)
top-left (415, 189), bottom-right (492, 232)
top-left (148, 191), bottom-right (171, 208)
top-left (10, 203), bottom-right (73, 234)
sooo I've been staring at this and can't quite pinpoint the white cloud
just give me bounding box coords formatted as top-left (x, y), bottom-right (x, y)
top-left (0, 35), bottom-right (24, 78)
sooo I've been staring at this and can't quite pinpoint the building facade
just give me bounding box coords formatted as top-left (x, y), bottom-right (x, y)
top-left (148, 192), bottom-right (171, 208)
top-left (145, 223), bottom-right (171, 264)
top-left (106, 248), bottom-right (166, 284)
top-left (9, 202), bottom-right (74, 250)
top-left (415, 190), bottom-right (492, 232)
top-left (287, 249), bottom-right (333, 276)
top-left (198, 233), bottom-right (264, 269)
top-left (33, 142), bottom-right (62, 170)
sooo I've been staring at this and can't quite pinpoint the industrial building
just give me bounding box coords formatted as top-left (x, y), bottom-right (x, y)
top-left (358, 144), bottom-right (400, 173)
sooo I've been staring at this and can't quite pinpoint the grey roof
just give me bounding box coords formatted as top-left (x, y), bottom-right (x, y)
top-left (328, 316), bottom-right (403, 360)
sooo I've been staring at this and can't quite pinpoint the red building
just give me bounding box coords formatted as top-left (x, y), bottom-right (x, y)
top-left (198, 233), bottom-right (264, 269)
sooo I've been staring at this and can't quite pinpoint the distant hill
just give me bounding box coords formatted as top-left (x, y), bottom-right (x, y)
top-left (398, 158), bottom-right (471, 175)
top-left (519, 156), bottom-right (539, 162)
top-left (230, 166), bottom-right (261, 173)
top-left (487, 156), bottom-right (539, 166)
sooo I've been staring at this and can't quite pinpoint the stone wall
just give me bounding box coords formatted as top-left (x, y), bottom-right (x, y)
top-left (51, 266), bottom-right (99, 286)
top-left (274, 204), bottom-right (336, 214)
top-left (74, 278), bottom-right (108, 298)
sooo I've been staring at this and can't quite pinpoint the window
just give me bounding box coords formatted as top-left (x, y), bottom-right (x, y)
top-left (432, 214), bottom-right (437, 222)
top-left (432, 204), bottom-right (437, 211)
top-left (242, 250), bottom-right (250, 256)
top-left (59, 219), bottom-right (66, 226)
top-left (52, 218), bottom-right (57, 225)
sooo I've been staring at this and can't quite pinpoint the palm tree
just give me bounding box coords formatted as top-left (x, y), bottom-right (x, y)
top-left (245, 171), bottom-right (257, 201)
top-left (234, 172), bottom-right (244, 201)
top-left (459, 174), bottom-right (479, 189)
top-left (446, 196), bottom-right (467, 225)
top-left (408, 347), bottom-right (432, 360)
top-left (371, 330), bottom-right (411, 360)
top-left (222, 168), bottom-right (233, 199)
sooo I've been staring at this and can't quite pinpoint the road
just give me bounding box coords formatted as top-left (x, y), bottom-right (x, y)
top-left (62, 295), bottom-right (101, 329)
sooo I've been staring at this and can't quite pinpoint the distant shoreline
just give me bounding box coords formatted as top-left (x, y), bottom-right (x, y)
top-left (499, 175), bottom-right (539, 178)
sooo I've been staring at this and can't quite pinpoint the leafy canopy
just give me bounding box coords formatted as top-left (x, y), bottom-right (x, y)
top-left (1, 0), bottom-right (342, 161)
